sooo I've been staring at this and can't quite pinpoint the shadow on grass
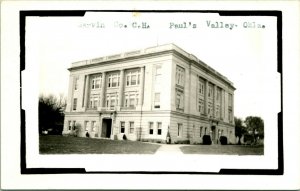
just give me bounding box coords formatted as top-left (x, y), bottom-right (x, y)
top-left (180, 144), bottom-right (264, 155)
top-left (39, 135), bottom-right (160, 154)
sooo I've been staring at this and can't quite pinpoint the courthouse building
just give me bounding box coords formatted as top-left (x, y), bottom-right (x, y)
top-left (63, 44), bottom-right (236, 144)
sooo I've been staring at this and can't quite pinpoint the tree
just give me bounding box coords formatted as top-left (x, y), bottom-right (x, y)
top-left (244, 116), bottom-right (264, 144)
top-left (39, 94), bottom-right (66, 135)
top-left (234, 117), bottom-right (247, 145)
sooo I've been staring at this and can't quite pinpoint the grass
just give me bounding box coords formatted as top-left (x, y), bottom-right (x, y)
top-left (180, 144), bottom-right (264, 155)
top-left (39, 135), bottom-right (160, 154)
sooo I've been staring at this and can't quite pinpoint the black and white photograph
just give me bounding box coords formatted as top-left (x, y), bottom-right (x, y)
top-left (25, 10), bottom-right (279, 171)
top-left (1, 1), bottom-right (300, 190)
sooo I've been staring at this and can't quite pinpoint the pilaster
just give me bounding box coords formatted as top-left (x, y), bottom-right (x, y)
top-left (221, 89), bottom-right (225, 120)
top-left (205, 80), bottom-right (209, 116)
top-left (100, 72), bottom-right (106, 108)
top-left (118, 69), bottom-right (125, 109)
top-left (213, 85), bottom-right (217, 118)
top-left (139, 66), bottom-right (145, 106)
top-left (83, 75), bottom-right (90, 110)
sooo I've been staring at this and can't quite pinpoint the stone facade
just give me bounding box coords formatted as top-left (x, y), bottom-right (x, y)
top-left (63, 44), bottom-right (236, 144)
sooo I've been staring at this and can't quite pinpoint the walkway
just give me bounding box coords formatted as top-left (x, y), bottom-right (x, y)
top-left (155, 144), bottom-right (185, 155)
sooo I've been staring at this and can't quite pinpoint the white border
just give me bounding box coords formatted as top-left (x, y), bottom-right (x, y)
top-left (1, 1), bottom-right (300, 190)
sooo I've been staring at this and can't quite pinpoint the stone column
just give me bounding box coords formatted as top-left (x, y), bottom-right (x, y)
top-left (231, 93), bottom-right (234, 124)
top-left (205, 80), bottom-right (209, 116)
top-left (221, 89), bottom-right (225, 120)
top-left (66, 76), bottom-right (74, 112)
top-left (213, 84), bottom-right (217, 118)
top-left (100, 72), bottom-right (106, 108)
top-left (187, 64), bottom-right (191, 114)
top-left (139, 66), bottom-right (145, 106)
top-left (118, 69), bottom-right (125, 109)
top-left (83, 75), bottom-right (90, 110)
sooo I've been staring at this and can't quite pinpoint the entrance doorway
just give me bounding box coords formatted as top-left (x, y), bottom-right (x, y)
top-left (101, 118), bottom-right (112, 138)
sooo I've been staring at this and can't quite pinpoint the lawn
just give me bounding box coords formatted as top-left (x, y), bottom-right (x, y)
top-left (39, 135), bottom-right (160, 154)
top-left (180, 144), bottom-right (264, 155)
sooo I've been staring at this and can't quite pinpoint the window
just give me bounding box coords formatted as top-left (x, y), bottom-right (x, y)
top-left (155, 65), bottom-right (162, 82)
top-left (178, 123), bottom-right (183, 137)
top-left (198, 78), bottom-right (204, 95)
top-left (126, 70), bottom-right (140, 86)
top-left (208, 102), bottom-right (213, 116)
top-left (176, 65), bottom-right (185, 86)
top-left (120, 121), bottom-right (125, 133)
top-left (91, 75), bottom-right (101, 89)
top-left (107, 73), bottom-right (120, 88)
top-left (126, 76), bottom-right (130, 86)
top-left (111, 99), bottom-right (116, 108)
top-left (72, 121), bottom-right (76, 130)
top-left (124, 92), bottom-right (138, 108)
top-left (106, 94), bottom-right (118, 109)
top-left (84, 121), bottom-right (89, 131)
top-left (73, 98), bottom-right (77, 110)
top-left (154, 92), bottom-right (160, 108)
top-left (208, 84), bottom-right (213, 98)
top-left (74, 76), bottom-right (79, 90)
top-left (129, 97), bottom-right (135, 107)
top-left (198, 99), bottom-right (204, 114)
top-left (197, 77), bottom-right (205, 114)
top-left (149, 122), bottom-right (154, 134)
top-left (129, 122), bottom-right (134, 134)
top-left (176, 90), bottom-right (184, 110)
top-left (89, 94), bottom-right (99, 109)
top-left (200, 126), bottom-right (203, 137)
top-left (91, 121), bottom-right (96, 131)
top-left (68, 121), bottom-right (72, 130)
top-left (157, 122), bottom-right (162, 135)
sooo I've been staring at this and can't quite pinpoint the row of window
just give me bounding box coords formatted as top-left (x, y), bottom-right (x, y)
top-left (73, 92), bottom-right (151, 110)
top-left (120, 121), bottom-right (135, 134)
top-left (119, 121), bottom-right (163, 135)
top-left (149, 122), bottom-right (162, 135)
top-left (86, 92), bottom-right (140, 109)
top-left (74, 70), bottom-right (142, 91)
top-left (73, 66), bottom-right (232, 118)
top-left (68, 120), bottom-right (76, 130)
top-left (67, 120), bottom-right (232, 139)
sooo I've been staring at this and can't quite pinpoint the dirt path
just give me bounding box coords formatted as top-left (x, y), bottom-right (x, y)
top-left (155, 144), bottom-right (185, 155)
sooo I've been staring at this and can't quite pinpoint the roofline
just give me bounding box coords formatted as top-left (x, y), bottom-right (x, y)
top-left (69, 43), bottom-right (235, 90)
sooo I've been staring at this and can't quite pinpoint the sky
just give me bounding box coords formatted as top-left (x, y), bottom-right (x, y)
top-left (26, 12), bottom-right (280, 120)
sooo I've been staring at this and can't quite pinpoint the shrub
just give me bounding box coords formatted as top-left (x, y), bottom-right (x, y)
top-left (123, 134), bottom-right (127, 140)
top-left (174, 140), bottom-right (190, 144)
top-left (202, 135), bottom-right (212, 145)
top-left (243, 134), bottom-right (254, 145)
top-left (219, 136), bottom-right (228, 145)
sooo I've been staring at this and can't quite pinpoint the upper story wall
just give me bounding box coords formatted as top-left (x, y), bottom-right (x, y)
top-left (65, 43), bottom-right (235, 124)
top-left (170, 53), bottom-right (235, 125)
top-left (65, 53), bottom-right (173, 113)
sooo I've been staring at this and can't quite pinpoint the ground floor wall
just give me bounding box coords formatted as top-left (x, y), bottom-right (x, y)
top-left (63, 111), bottom-right (235, 144)
top-left (169, 112), bottom-right (236, 144)
top-left (63, 111), bottom-right (171, 142)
